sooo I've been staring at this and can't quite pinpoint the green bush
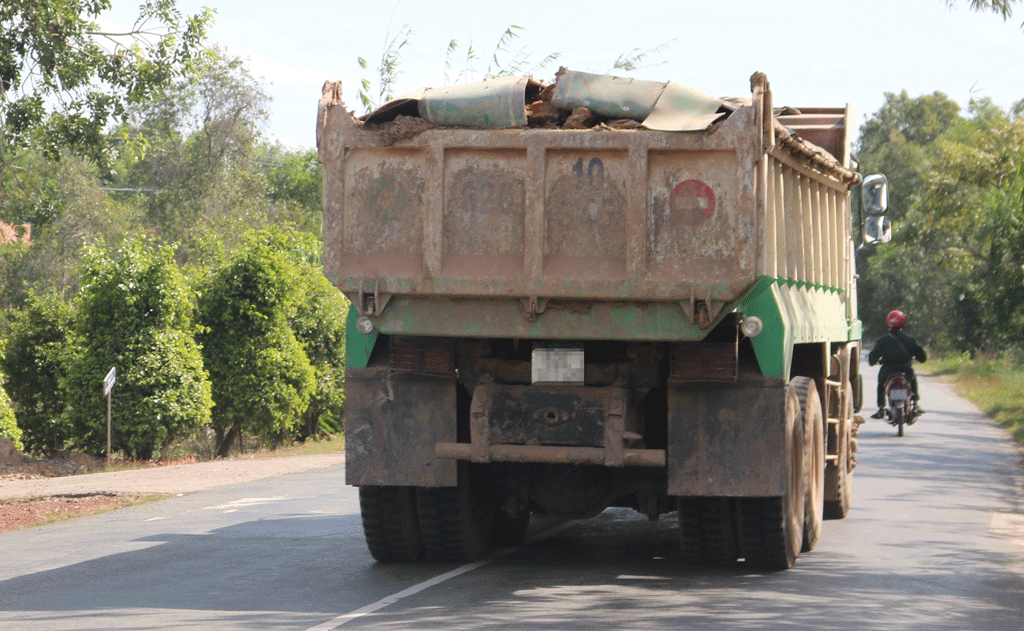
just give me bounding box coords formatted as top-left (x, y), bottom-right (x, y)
top-left (198, 229), bottom-right (317, 456)
top-left (292, 269), bottom-right (348, 439)
top-left (63, 240), bottom-right (212, 459)
top-left (249, 228), bottom-right (348, 439)
top-left (0, 294), bottom-right (75, 455)
top-left (0, 377), bottom-right (24, 452)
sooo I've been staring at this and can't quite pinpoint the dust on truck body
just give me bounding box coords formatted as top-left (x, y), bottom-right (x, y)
top-left (318, 71), bottom-right (881, 570)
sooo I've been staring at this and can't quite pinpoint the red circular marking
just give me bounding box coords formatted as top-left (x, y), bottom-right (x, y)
top-left (670, 179), bottom-right (716, 225)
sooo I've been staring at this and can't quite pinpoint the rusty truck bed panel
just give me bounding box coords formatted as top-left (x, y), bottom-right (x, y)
top-left (319, 73), bottom-right (860, 340)
top-left (321, 106), bottom-right (761, 305)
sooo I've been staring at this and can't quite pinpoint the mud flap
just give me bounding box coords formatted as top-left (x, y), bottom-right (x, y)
top-left (667, 378), bottom-right (787, 497)
top-left (345, 367), bottom-right (458, 487)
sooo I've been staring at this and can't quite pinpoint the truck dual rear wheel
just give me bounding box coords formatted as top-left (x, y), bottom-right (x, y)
top-left (678, 496), bottom-right (740, 567)
top-left (358, 486), bottom-right (423, 563)
top-left (794, 377), bottom-right (825, 553)
top-left (490, 501), bottom-right (531, 547)
top-left (737, 381), bottom-right (806, 570)
top-left (824, 383), bottom-right (854, 519)
top-left (416, 465), bottom-right (495, 562)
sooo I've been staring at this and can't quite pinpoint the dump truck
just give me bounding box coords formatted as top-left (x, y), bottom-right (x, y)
top-left (317, 70), bottom-right (888, 570)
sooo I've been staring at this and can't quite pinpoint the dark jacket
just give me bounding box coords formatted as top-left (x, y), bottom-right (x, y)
top-left (869, 330), bottom-right (927, 368)
top-left (870, 329), bottom-right (927, 405)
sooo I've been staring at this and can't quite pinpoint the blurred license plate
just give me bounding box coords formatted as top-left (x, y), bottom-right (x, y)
top-left (889, 388), bottom-right (909, 401)
top-left (532, 348), bottom-right (584, 385)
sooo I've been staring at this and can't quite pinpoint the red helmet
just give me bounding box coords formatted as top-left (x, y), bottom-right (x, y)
top-left (887, 310), bottom-right (906, 329)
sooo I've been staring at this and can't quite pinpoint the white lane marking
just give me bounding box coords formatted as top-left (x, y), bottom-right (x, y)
top-left (144, 517), bottom-right (168, 522)
top-left (202, 497), bottom-right (286, 511)
top-left (306, 521), bottom-right (576, 631)
top-left (989, 512), bottom-right (1024, 546)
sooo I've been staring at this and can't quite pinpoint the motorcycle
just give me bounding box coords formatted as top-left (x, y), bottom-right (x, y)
top-left (883, 373), bottom-right (921, 436)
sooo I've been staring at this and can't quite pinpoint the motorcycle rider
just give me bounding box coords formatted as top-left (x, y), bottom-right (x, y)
top-left (869, 310), bottom-right (927, 419)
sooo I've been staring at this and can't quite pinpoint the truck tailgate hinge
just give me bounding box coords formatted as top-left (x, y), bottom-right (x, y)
top-left (358, 280), bottom-right (392, 316)
top-left (680, 286), bottom-right (724, 330)
top-left (518, 296), bottom-right (548, 322)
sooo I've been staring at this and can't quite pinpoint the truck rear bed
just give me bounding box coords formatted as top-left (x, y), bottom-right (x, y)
top-left (318, 72), bottom-right (858, 345)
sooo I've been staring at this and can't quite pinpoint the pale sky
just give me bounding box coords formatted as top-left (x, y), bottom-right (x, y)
top-left (107, 0), bottom-right (1024, 149)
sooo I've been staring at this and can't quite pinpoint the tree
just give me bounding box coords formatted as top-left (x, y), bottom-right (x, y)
top-left (291, 267), bottom-right (348, 439)
top-left (248, 228), bottom-right (348, 439)
top-left (0, 150), bottom-right (139, 310)
top-left (949, 0), bottom-right (1017, 18)
top-left (0, 341), bottom-right (25, 452)
top-left (258, 143), bottom-right (323, 236)
top-left (857, 90), bottom-right (961, 220)
top-left (912, 98), bottom-right (1024, 352)
top-left (856, 91), bottom-right (964, 341)
top-left (197, 229), bottom-right (316, 456)
top-left (0, 293), bottom-right (74, 455)
top-left (63, 240), bottom-right (212, 459)
top-left (946, 0), bottom-right (1024, 29)
top-left (0, 383), bottom-right (23, 452)
top-left (0, 0), bottom-right (213, 169)
top-left (857, 92), bottom-right (1024, 356)
top-left (115, 47), bottom-right (274, 267)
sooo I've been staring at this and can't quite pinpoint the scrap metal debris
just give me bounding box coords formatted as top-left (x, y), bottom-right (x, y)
top-left (332, 68), bottom-right (852, 174)
top-left (360, 67), bottom-right (732, 133)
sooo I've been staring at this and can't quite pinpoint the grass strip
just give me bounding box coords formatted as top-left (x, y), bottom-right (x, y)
top-left (929, 355), bottom-right (1024, 445)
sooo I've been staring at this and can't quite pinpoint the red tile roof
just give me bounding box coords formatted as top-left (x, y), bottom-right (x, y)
top-left (0, 222), bottom-right (31, 245)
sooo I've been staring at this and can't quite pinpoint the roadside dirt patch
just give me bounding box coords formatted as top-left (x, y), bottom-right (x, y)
top-left (0, 492), bottom-right (167, 533)
top-left (0, 437), bottom-right (346, 532)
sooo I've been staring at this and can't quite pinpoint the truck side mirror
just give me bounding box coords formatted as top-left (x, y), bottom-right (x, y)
top-left (864, 215), bottom-right (892, 244)
top-left (862, 174), bottom-right (888, 215)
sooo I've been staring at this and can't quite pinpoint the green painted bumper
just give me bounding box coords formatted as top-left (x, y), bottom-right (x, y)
top-left (345, 277), bottom-right (860, 374)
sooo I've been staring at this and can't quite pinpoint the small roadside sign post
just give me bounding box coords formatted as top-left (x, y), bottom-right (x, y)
top-left (103, 367), bottom-right (116, 460)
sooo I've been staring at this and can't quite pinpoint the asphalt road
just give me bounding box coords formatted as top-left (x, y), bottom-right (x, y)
top-left (1, 356), bottom-right (1023, 631)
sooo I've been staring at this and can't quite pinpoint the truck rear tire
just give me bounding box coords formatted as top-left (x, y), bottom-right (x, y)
top-left (677, 496), bottom-right (740, 566)
top-left (490, 502), bottom-right (530, 547)
top-left (738, 381), bottom-right (806, 570)
top-left (793, 377), bottom-right (824, 553)
top-left (358, 486), bottom-right (423, 563)
top-left (824, 383), bottom-right (853, 520)
top-left (416, 466), bottom-right (495, 562)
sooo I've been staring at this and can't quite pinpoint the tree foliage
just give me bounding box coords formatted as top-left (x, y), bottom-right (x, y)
top-left (947, 0), bottom-right (1024, 29)
top-left (115, 47), bottom-right (273, 266)
top-left (856, 91), bottom-right (963, 339)
top-left (63, 240), bottom-right (212, 459)
top-left (197, 229), bottom-right (318, 456)
top-left (0, 359), bottom-right (24, 452)
top-left (857, 91), bottom-right (961, 220)
top-left (949, 0), bottom-right (1018, 19)
top-left (0, 7), bottom-right (347, 461)
top-left (258, 144), bottom-right (323, 236)
top-left (292, 269), bottom-right (348, 439)
top-left (857, 92), bottom-right (1024, 356)
top-left (0, 150), bottom-right (138, 310)
top-left (0, 293), bottom-right (74, 455)
top-left (253, 228), bottom-right (348, 439)
top-left (0, 0), bottom-right (214, 168)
